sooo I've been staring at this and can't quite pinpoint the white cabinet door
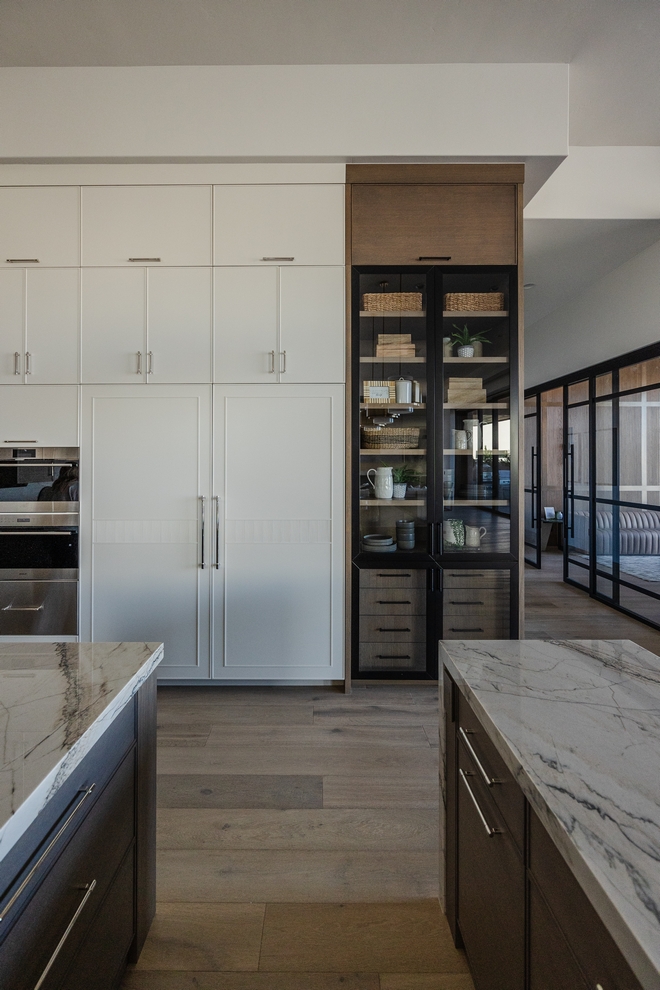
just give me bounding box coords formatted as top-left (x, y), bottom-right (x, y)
top-left (0, 385), bottom-right (79, 448)
top-left (80, 385), bottom-right (211, 680)
top-left (26, 269), bottom-right (80, 384)
top-left (212, 384), bottom-right (344, 681)
top-left (0, 269), bottom-right (24, 383)
top-left (81, 268), bottom-right (146, 383)
top-left (147, 268), bottom-right (212, 384)
top-left (81, 186), bottom-right (212, 266)
top-left (280, 267), bottom-right (345, 384)
top-left (214, 185), bottom-right (345, 266)
top-left (214, 267), bottom-right (278, 383)
top-left (0, 187), bottom-right (80, 268)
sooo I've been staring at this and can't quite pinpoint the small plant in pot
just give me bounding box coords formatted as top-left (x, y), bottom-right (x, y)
top-left (451, 324), bottom-right (491, 358)
top-left (390, 464), bottom-right (418, 499)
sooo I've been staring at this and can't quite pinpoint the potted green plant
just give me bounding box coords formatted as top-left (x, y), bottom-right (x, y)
top-left (390, 464), bottom-right (418, 498)
top-left (451, 324), bottom-right (491, 358)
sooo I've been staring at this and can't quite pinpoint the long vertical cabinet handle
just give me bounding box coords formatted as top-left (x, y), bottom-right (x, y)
top-left (199, 496), bottom-right (206, 569)
top-left (268, 350), bottom-right (276, 374)
top-left (213, 496), bottom-right (220, 568)
top-left (280, 350), bottom-right (287, 374)
top-left (25, 352), bottom-right (32, 375)
top-left (14, 352), bottom-right (20, 375)
top-left (136, 351), bottom-right (142, 376)
top-left (147, 351), bottom-right (153, 375)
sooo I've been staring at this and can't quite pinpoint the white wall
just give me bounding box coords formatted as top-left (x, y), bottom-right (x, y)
top-left (0, 64), bottom-right (568, 160)
top-left (525, 238), bottom-right (660, 388)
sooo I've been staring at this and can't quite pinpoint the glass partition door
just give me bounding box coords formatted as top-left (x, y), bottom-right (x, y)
top-left (524, 394), bottom-right (540, 566)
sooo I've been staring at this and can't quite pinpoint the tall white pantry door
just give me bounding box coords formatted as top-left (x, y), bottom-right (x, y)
top-left (80, 385), bottom-right (212, 679)
top-left (212, 385), bottom-right (344, 681)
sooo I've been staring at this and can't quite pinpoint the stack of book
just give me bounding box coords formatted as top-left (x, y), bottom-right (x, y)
top-left (375, 334), bottom-right (416, 358)
top-left (446, 377), bottom-right (487, 403)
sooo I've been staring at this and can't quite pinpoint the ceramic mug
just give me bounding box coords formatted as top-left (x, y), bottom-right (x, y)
top-left (452, 429), bottom-right (468, 450)
top-left (367, 466), bottom-right (393, 499)
top-left (443, 518), bottom-right (465, 547)
top-left (465, 525), bottom-right (487, 548)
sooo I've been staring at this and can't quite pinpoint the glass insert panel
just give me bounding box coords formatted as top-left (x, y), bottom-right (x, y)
top-left (616, 506), bottom-right (660, 589)
top-left (594, 501), bottom-right (616, 580)
top-left (619, 357), bottom-right (660, 392)
top-left (442, 272), bottom-right (510, 553)
top-left (541, 387), bottom-right (564, 523)
top-left (567, 557), bottom-right (590, 588)
top-left (618, 585), bottom-right (660, 626)
top-left (595, 373), bottom-right (613, 397)
top-left (619, 388), bottom-right (660, 505)
top-left (595, 399), bottom-right (614, 500)
top-left (358, 272), bottom-right (428, 553)
top-left (568, 380), bottom-right (589, 404)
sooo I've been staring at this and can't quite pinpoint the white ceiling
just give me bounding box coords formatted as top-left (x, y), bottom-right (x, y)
top-left (0, 0), bottom-right (659, 145)
top-left (523, 219), bottom-right (660, 328)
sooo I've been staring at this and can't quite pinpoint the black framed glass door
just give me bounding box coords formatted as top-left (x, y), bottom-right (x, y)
top-left (524, 394), bottom-right (540, 566)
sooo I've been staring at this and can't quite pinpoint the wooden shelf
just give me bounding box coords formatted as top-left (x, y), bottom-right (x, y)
top-left (361, 310), bottom-right (426, 318)
top-left (444, 402), bottom-right (508, 410)
top-left (443, 449), bottom-right (509, 456)
top-left (361, 402), bottom-right (426, 410)
top-left (360, 356), bottom-right (426, 363)
top-left (360, 499), bottom-right (426, 506)
top-left (444, 499), bottom-right (509, 506)
top-left (443, 311), bottom-right (508, 318)
top-left (444, 356), bottom-right (508, 364)
top-left (361, 449), bottom-right (427, 456)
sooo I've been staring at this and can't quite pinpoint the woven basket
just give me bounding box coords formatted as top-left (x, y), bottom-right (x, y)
top-left (363, 292), bottom-right (423, 312)
top-left (362, 427), bottom-right (420, 449)
top-left (444, 292), bottom-right (504, 312)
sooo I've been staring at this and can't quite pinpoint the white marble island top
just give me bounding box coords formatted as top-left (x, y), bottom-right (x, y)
top-left (0, 641), bottom-right (163, 861)
top-left (440, 639), bottom-right (660, 990)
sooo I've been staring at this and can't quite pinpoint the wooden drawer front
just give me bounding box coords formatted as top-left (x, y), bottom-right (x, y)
top-left (359, 641), bottom-right (427, 673)
top-left (458, 694), bottom-right (525, 852)
top-left (0, 748), bottom-right (135, 990)
top-left (443, 613), bottom-right (510, 639)
top-left (529, 880), bottom-right (589, 990)
top-left (360, 588), bottom-right (426, 615)
top-left (351, 183), bottom-right (517, 266)
top-left (443, 591), bottom-right (509, 613)
top-left (529, 809), bottom-right (643, 990)
top-left (360, 569), bottom-right (427, 590)
top-left (360, 613), bottom-right (426, 642)
top-left (443, 569), bottom-right (509, 589)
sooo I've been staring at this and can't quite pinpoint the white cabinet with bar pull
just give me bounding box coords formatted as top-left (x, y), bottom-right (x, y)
top-left (81, 267), bottom-right (212, 384)
top-left (81, 185), bottom-right (212, 267)
top-left (0, 186), bottom-right (80, 268)
top-left (214, 266), bottom-right (344, 384)
top-left (0, 385), bottom-right (79, 448)
top-left (0, 268), bottom-right (79, 385)
top-left (214, 184), bottom-right (345, 266)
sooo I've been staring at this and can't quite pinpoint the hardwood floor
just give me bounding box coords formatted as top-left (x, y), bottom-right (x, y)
top-left (121, 684), bottom-right (473, 990)
top-left (121, 554), bottom-right (660, 989)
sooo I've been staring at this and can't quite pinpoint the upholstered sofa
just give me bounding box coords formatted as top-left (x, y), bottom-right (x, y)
top-left (573, 508), bottom-right (660, 555)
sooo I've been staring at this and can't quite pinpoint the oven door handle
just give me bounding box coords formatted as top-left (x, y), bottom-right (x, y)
top-left (2, 604), bottom-right (45, 611)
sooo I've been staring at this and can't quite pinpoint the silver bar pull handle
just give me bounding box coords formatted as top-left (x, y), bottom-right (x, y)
top-left (213, 495), bottom-right (220, 569)
top-left (459, 727), bottom-right (497, 787)
top-left (268, 350), bottom-right (276, 374)
top-left (25, 352), bottom-right (32, 375)
top-left (0, 785), bottom-right (95, 923)
top-left (128, 257), bottom-right (161, 262)
top-left (33, 880), bottom-right (97, 990)
top-left (14, 352), bottom-right (20, 375)
top-left (4, 440), bottom-right (38, 444)
top-left (2, 604), bottom-right (44, 611)
top-left (280, 350), bottom-right (287, 374)
top-left (459, 769), bottom-right (498, 837)
top-left (147, 351), bottom-right (153, 375)
top-left (199, 496), bottom-right (206, 569)
top-left (7, 258), bottom-right (39, 263)
top-left (136, 351), bottom-right (142, 375)
top-left (261, 256), bottom-right (294, 261)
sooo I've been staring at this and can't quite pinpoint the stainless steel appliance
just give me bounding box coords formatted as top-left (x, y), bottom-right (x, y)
top-left (0, 448), bottom-right (79, 636)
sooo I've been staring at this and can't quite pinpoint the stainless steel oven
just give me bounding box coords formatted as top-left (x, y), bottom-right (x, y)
top-left (0, 448), bottom-right (79, 637)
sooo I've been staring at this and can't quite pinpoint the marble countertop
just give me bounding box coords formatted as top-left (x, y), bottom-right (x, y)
top-left (0, 641), bottom-right (163, 861)
top-left (440, 639), bottom-right (660, 990)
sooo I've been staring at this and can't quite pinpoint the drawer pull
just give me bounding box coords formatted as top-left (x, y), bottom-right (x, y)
top-left (377, 600), bottom-right (411, 605)
top-left (377, 654), bottom-right (411, 660)
top-left (7, 258), bottom-right (39, 263)
top-left (448, 573), bottom-right (485, 577)
top-left (459, 769), bottom-right (499, 837)
top-left (2, 604), bottom-right (44, 612)
top-left (33, 880), bottom-right (97, 990)
top-left (377, 573), bottom-right (411, 577)
top-left (449, 600), bottom-right (484, 605)
top-left (0, 785), bottom-right (96, 923)
top-left (261, 256), bottom-right (294, 261)
top-left (378, 627), bottom-right (411, 632)
top-left (449, 627), bottom-right (484, 632)
top-left (128, 257), bottom-right (161, 262)
top-left (459, 727), bottom-right (498, 787)
top-left (418, 256), bottom-right (451, 261)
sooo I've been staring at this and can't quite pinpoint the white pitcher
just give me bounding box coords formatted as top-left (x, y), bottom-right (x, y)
top-left (367, 466), bottom-right (393, 499)
top-left (465, 525), bottom-right (487, 548)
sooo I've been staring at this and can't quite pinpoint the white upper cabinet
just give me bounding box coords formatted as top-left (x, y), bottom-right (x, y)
top-left (82, 268), bottom-right (145, 384)
top-left (147, 267), bottom-right (212, 384)
top-left (214, 184), bottom-right (345, 266)
top-left (214, 267), bottom-right (278, 384)
top-left (279, 267), bottom-right (345, 384)
top-left (25, 269), bottom-right (80, 385)
top-left (0, 385), bottom-right (79, 448)
top-left (0, 269), bottom-right (24, 383)
top-left (81, 185), bottom-right (212, 266)
top-left (0, 187), bottom-right (80, 268)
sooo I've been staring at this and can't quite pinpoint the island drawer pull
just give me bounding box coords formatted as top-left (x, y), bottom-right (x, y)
top-left (459, 769), bottom-right (499, 837)
top-left (459, 727), bottom-right (499, 786)
top-left (2, 604), bottom-right (45, 612)
top-left (0, 785), bottom-right (96, 923)
top-left (33, 880), bottom-right (97, 990)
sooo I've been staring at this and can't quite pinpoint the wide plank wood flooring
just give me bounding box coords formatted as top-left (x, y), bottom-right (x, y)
top-left (121, 683), bottom-right (473, 990)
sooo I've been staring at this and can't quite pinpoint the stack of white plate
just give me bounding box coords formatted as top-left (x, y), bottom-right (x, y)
top-left (362, 533), bottom-right (397, 553)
